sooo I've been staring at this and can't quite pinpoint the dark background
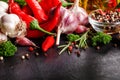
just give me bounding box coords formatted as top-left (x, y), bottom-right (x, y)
top-left (0, 37), bottom-right (120, 80)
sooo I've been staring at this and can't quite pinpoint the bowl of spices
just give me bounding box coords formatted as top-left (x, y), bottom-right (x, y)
top-left (88, 9), bottom-right (120, 34)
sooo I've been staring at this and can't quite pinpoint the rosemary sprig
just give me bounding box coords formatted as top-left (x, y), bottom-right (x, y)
top-left (58, 30), bottom-right (89, 55)
top-left (75, 30), bottom-right (89, 48)
top-left (58, 42), bottom-right (71, 55)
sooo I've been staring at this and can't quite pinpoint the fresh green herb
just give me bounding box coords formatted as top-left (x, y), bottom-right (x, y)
top-left (92, 32), bottom-right (112, 46)
top-left (60, 0), bottom-right (73, 7)
top-left (75, 30), bottom-right (89, 48)
top-left (67, 34), bottom-right (80, 42)
top-left (58, 42), bottom-right (71, 55)
top-left (14, 0), bottom-right (26, 6)
top-left (2, 0), bottom-right (41, 5)
top-left (1, 0), bottom-right (8, 2)
top-left (14, 0), bottom-right (41, 6)
top-left (58, 30), bottom-right (89, 55)
top-left (0, 41), bottom-right (17, 57)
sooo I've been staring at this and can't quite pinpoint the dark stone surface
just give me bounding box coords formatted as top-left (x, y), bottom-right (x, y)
top-left (0, 38), bottom-right (120, 80)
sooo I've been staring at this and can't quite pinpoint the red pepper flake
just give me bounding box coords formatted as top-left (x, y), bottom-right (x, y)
top-left (29, 46), bottom-right (34, 52)
top-left (25, 53), bottom-right (30, 59)
top-left (108, 0), bottom-right (117, 9)
top-left (68, 45), bottom-right (73, 52)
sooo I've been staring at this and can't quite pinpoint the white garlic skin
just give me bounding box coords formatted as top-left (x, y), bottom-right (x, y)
top-left (0, 1), bottom-right (8, 12)
top-left (0, 12), bottom-right (7, 28)
top-left (0, 32), bottom-right (7, 44)
top-left (0, 14), bottom-right (20, 37)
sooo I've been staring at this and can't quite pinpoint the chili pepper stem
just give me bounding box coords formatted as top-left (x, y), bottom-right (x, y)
top-left (30, 20), bottom-right (56, 36)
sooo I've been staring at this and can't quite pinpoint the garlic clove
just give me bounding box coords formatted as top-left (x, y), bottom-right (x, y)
top-left (0, 1), bottom-right (8, 12)
top-left (1, 14), bottom-right (20, 25)
top-left (0, 14), bottom-right (26, 38)
top-left (0, 32), bottom-right (7, 44)
top-left (0, 12), bottom-right (7, 29)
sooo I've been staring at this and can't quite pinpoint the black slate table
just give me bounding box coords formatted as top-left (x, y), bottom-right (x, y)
top-left (0, 37), bottom-right (120, 80)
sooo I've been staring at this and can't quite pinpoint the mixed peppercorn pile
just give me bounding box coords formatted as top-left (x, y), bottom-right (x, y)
top-left (91, 9), bottom-right (120, 23)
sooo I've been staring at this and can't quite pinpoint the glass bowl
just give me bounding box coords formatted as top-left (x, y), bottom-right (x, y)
top-left (88, 9), bottom-right (120, 34)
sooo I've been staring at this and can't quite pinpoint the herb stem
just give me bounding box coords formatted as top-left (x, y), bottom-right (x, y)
top-left (58, 42), bottom-right (71, 55)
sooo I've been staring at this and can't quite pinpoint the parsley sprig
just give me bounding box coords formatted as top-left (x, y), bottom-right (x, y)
top-left (91, 32), bottom-right (112, 46)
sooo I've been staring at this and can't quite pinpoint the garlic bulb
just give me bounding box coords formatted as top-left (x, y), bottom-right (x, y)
top-left (0, 1), bottom-right (8, 12)
top-left (56, 0), bottom-right (88, 45)
top-left (69, 0), bottom-right (88, 25)
top-left (0, 12), bottom-right (7, 18)
top-left (0, 14), bottom-right (26, 38)
top-left (0, 32), bottom-right (7, 44)
top-left (0, 12), bottom-right (7, 28)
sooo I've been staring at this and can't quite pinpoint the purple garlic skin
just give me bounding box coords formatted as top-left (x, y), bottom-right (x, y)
top-left (58, 7), bottom-right (79, 33)
top-left (56, 0), bottom-right (88, 45)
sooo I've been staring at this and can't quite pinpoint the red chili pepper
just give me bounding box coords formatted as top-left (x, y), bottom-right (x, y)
top-left (40, 3), bottom-right (61, 32)
top-left (25, 0), bottom-right (48, 23)
top-left (26, 30), bottom-right (42, 38)
top-left (108, 0), bottom-right (117, 9)
top-left (42, 36), bottom-right (55, 52)
top-left (22, 5), bottom-right (33, 15)
top-left (26, 3), bottom-right (61, 38)
top-left (39, 0), bottom-right (60, 15)
top-left (9, 0), bottom-right (55, 36)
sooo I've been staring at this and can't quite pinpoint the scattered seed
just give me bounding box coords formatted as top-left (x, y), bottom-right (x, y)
top-left (77, 53), bottom-right (80, 57)
top-left (92, 9), bottom-right (120, 23)
top-left (74, 50), bottom-right (81, 57)
top-left (75, 51), bottom-right (81, 57)
top-left (21, 55), bottom-right (25, 60)
top-left (96, 46), bottom-right (100, 50)
top-left (68, 45), bottom-right (73, 52)
top-left (75, 45), bottom-right (79, 49)
top-left (35, 52), bottom-right (39, 56)
top-left (25, 53), bottom-right (30, 59)
top-left (71, 42), bottom-right (75, 45)
top-left (114, 43), bottom-right (117, 47)
top-left (29, 47), bottom-right (34, 52)
top-left (0, 56), bottom-right (4, 61)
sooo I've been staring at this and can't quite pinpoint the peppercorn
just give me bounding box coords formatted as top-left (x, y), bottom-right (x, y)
top-left (75, 44), bottom-right (79, 49)
top-left (25, 53), bottom-right (30, 59)
top-left (0, 56), bottom-right (4, 61)
top-left (92, 9), bottom-right (120, 23)
top-left (68, 45), bottom-right (73, 52)
top-left (29, 47), bottom-right (34, 52)
top-left (21, 55), bottom-right (25, 60)
top-left (35, 52), bottom-right (39, 56)
top-left (75, 50), bottom-right (80, 57)
top-left (113, 43), bottom-right (117, 47)
top-left (96, 46), bottom-right (100, 50)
